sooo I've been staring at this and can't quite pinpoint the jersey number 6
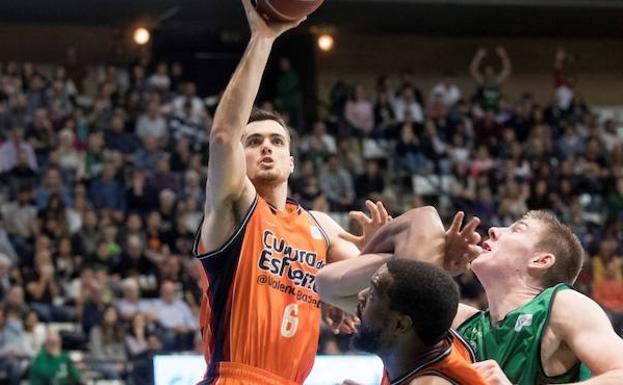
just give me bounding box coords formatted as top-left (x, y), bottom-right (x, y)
top-left (281, 303), bottom-right (299, 338)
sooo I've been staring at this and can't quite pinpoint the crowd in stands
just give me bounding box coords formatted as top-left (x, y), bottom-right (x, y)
top-left (0, 44), bottom-right (622, 384)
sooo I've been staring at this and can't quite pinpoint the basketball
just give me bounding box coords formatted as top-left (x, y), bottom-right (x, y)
top-left (256, 0), bottom-right (325, 22)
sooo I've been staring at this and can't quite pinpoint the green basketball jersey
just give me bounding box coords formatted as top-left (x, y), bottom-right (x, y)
top-left (457, 284), bottom-right (592, 385)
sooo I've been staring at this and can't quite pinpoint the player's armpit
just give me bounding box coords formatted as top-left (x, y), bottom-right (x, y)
top-left (550, 289), bottom-right (623, 384)
top-left (310, 210), bottom-right (360, 263)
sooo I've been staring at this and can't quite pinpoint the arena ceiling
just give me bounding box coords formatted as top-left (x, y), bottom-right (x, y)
top-left (1, 0), bottom-right (623, 38)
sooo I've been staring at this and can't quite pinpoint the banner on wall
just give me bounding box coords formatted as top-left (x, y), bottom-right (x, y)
top-left (153, 355), bottom-right (384, 385)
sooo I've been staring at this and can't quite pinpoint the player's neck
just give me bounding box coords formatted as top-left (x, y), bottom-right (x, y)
top-left (382, 340), bottom-right (444, 381)
top-left (485, 281), bottom-right (542, 325)
top-left (256, 183), bottom-right (288, 211)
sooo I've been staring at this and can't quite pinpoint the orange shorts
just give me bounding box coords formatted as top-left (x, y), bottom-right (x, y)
top-left (197, 362), bottom-right (300, 385)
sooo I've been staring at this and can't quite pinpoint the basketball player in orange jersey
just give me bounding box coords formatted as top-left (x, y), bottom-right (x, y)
top-left (193, 1), bottom-right (373, 385)
top-left (317, 207), bottom-right (486, 385)
top-left (355, 259), bottom-right (488, 385)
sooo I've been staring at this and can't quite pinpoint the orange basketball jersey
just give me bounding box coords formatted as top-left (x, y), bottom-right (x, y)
top-left (194, 196), bottom-right (329, 385)
top-left (380, 330), bottom-right (487, 385)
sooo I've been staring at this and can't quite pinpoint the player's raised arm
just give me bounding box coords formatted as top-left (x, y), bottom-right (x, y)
top-left (201, 0), bottom-right (304, 251)
top-left (316, 206), bottom-right (446, 314)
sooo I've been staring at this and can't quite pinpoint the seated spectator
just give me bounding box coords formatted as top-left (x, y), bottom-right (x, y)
top-left (300, 121), bottom-right (337, 165)
top-left (319, 154), bottom-right (355, 212)
top-left (147, 62), bottom-right (171, 92)
top-left (395, 123), bottom-right (433, 175)
top-left (136, 100), bottom-right (168, 142)
top-left (344, 84), bottom-right (374, 136)
top-left (88, 306), bottom-right (127, 380)
top-left (133, 136), bottom-right (165, 176)
top-left (393, 86), bottom-right (424, 124)
top-left (28, 330), bottom-right (82, 385)
top-left (88, 163), bottom-right (126, 213)
top-left (115, 235), bottom-right (157, 294)
top-left (35, 168), bottom-right (72, 210)
top-left (117, 278), bottom-right (149, 322)
top-left (0, 127), bottom-right (37, 173)
top-left (429, 72), bottom-right (461, 108)
top-left (354, 159), bottom-right (385, 204)
top-left (105, 112), bottom-right (138, 157)
top-left (152, 157), bottom-right (183, 194)
top-left (25, 249), bottom-right (74, 323)
top-left (373, 90), bottom-right (396, 137)
top-left (171, 82), bottom-right (207, 124)
top-left (3, 285), bottom-right (29, 321)
top-left (22, 310), bottom-right (46, 361)
top-left (146, 280), bottom-right (198, 352)
top-left (0, 307), bottom-right (25, 385)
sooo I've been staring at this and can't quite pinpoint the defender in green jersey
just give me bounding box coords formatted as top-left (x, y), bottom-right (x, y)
top-left (453, 211), bottom-right (623, 385)
top-left (319, 207), bottom-right (623, 385)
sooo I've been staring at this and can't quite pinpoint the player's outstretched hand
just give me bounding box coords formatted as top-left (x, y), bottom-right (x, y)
top-left (241, 0), bottom-right (306, 41)
top-left (445, 212), bottom-right (482, 276)
top-left (473, 360), bottom-right (514, 385)
top-left (339, 200), bottom-right (391, 251)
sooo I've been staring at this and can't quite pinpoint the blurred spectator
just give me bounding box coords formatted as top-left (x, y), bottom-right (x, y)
top-left (553, 47), bottom-right (575, 111)
top-left (28, 330), bottom-right (82, 385)
top-left (319, 154), bottom-right (355, 211)
top-left (275, 58), bottom-right (303, 131)
top-left (345, 84), bottom-right (374, 136)
top-left (0, 307), bottom-right (24, 385)
top-left (354, 159), bottom-right (385, 204)
top-left (105, 112), bottom-right (138, 157)
top-left (470, 46), bottom-right (512, 110)
top-left (0, 127), bottom-right (37, 172)
top-left (36, 168), bottom-right (72, 210)
top-left (22, 310), bottom-right (46, 360)
top-left (133, 136), bottom-right (166, 176)
top-left (146, 280), bottom-right (198, 352)
top-left (172, 82), bottom-right (207, 124)
top-left (300, 121), bottom-right (337, 165)
top-left (88, 306), bottom-right (127, 379)
top-left (393, 85), bottom-right (424, 124)
top-left (395, 123), bottom-right (433, 175)
top-left (136, 100), bottom-right (167, 141)
top-left (25, 249), bottom-right (74, 322)
top-left (148, 62), bottom-right (171, 92)
top-left (88, 163), bottom-right (125, 213)
top-left (592, 263), bottom-right (623, 336)
top-left (430, 72), bottom-right (462, 108)
top-left (117, 278), bottom-right (148, 322)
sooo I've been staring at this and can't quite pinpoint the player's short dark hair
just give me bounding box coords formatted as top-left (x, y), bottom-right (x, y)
top-left (247, 107), bottom-right (291, 144)
top-left (385, 259), bottom-right (459, 347)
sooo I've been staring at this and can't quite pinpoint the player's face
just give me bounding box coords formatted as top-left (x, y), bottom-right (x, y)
top-left (471, 217), bottom-right (543, 278)
top-left (243, 120), bottom-right (293, 187)
top-left (352, 265), bottom-right (393, 354)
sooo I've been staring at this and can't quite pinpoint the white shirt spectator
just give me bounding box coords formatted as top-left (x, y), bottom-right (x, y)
top-left (430, 82), bottom-right (461, 107)
top-left (393, 98), bottom-right (424, 124)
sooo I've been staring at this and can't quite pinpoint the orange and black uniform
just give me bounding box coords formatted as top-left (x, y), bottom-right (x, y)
top-left (194, 196), bottom-right (329, 385)
top-left (380, 330), bottom-right (487, 385)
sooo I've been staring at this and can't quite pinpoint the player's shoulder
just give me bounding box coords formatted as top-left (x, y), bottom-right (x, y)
top-left (550, 286), bottom-right (605, 331)
top-left (308, 210), bottom-right (342, 234)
